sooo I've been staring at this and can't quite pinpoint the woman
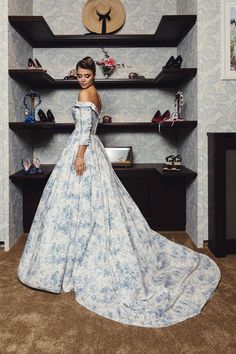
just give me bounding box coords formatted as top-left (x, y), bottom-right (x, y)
top-left (17, 56), bottom-right (221, 328)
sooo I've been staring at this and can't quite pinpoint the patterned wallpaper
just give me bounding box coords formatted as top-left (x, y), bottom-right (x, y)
top-left (197, 0), bottom-right (236, 245)
top-left (0, 0), bottom-right (9, 249)
top-left (177, 0), bottom-right (198, 245)
top-left (33, 0), bottom-right (176, 34)
top-left (7, 0), bottom-right (33, 249)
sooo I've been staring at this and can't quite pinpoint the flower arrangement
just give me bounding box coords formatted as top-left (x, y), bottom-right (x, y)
top-left (96, 48), bottom-right (117, 78)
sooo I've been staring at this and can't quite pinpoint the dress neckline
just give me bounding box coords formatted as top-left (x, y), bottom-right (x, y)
top-left (75, 100), bottom-right (101, 115)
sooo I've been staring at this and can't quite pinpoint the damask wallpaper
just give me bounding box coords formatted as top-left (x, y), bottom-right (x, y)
top-left (7, 0), bottom-right (33, 249)
top-left (0, 0), bottom-right (9, 249)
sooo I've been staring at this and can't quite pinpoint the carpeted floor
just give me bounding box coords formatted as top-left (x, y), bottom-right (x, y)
top-left (0, 232), bottom-right (235, 354)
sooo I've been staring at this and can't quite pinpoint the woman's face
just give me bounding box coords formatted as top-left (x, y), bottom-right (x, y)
top-left (76, 67), bottom-right (95, 89)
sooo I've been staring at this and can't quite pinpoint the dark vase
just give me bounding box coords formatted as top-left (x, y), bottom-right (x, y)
top-left (100, 65), bottom-right (116, 78)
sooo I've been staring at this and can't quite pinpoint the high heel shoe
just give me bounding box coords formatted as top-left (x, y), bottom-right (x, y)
top-left (28, 58), bottom-right (47, 71)
top-left (163, 56), bottom-right (175, 69)
top-left (151, 110), bottom-right (161, 122)
top-left (173, 55), bottom-right (183, 69)
top-left (162, 155), bottom-right (175, 171)
top-left (34, 58), bottom-right (43, 70)
top-left (151, 110), bottom-right (170, 123)
top-left (22, 158), bottom-right (37, 175)
top-left (163, 55), bottom-right (183, 69)
top-left (172, 155), bottom-right (182, 171)
top-left (32, 157), bottom-right (44, 174)
top-left (38, 109), bottom-right (48, 122)
top-left (46, 109), bottom-right (55, 123)
top-left (28, 58), bottom-right (37, 69)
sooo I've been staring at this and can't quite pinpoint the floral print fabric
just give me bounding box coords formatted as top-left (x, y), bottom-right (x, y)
top-left (17, 101), bottom-right (221, 328)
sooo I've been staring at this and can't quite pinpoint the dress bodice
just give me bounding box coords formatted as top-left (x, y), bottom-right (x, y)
top-left (72, 101), bottom-right (101, 136)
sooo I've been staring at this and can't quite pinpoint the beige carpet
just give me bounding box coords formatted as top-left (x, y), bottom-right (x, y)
top-left (0, 232), bottom-right (235, 354)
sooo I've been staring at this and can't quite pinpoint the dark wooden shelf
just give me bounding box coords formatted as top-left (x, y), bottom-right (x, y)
top-left (9, 122), bottom-right (75, 131)
top-left (9, 68), bottom-right (197, 89)
top-left (9, 163), bottom-right (197, 183)
top-left (9, 121), bottom-right (197, 133)
top-left (9, 15), bottom-right (196, 48)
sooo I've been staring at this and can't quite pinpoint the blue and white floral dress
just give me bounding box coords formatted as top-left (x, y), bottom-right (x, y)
top-left (17, 100), bottom-right (221, 328)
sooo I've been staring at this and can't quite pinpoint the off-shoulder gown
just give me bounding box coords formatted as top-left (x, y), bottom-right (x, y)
top-left (17, 101), bottom-right (221, 328)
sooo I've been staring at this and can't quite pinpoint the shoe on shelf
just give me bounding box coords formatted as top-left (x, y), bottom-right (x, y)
top-left (163, 55), bottom-right (183, 69)
top-left (173, 55), bottom-right (183, 69)
top-left (172, 155), bottom-right (182, 171)
top-left (163, 56), bottom-right (175, 69)
top-left (151, 109), bottom-right (161, 122)
top-left (38, 109), bottom-right (48, 122)
top-left (152, 110), bottom-right (170, 123)
top-left (46, 109), bottom-right (55, 123)
top-left (162, 112), bottom-right (184, 125)
top-left (162, 155), bottom-right (175, 171)
top-left (32, 157), bottom-right (44, 174)
top-left (28, 58), bottom-right (47, 72)
top-left (22, 158), bottom-right (37, 175)
top-left (28, 58), bottom-right (37, 69)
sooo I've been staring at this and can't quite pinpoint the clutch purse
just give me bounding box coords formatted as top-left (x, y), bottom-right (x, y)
top-left (105, 146), bottom-right (133, 167)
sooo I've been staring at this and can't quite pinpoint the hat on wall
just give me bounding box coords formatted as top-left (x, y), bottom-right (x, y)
top-left (82, 0), bottom-right (126, 34)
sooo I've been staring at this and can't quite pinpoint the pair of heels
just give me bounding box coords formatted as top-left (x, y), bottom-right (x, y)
top-left (163, 55), bottom-right (183, 69)
top-left (28, 58), bottom-right (47, 71)
top-left (162, 155), bottom-right (182, 172)
top-left (37, 109), bottom-right (55, 123)
top-left (152, 110), bottom-right (184, 125)
top-left (152, 110), bottom-right (170, 123)
top-left (22, 157), bottom-right (44, 175)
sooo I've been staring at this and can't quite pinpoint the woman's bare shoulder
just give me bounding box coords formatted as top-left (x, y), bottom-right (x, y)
top-left (78, 88), bottom-right (102, 112)
top-left (78, 89), bottom-right (90, 102)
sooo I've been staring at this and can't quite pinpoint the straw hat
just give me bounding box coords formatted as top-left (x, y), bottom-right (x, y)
top-left (82, 0), bottom-right (126, 34)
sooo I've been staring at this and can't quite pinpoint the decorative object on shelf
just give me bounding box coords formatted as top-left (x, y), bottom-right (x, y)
top-left (23, 90), bottom-right (41, 124)
top-left (82, 0), bottom-right (126, 34)
top-left (22, 157), bottom-right (44, 175)
top-left (162, 154), bottom-right (182, 172)
top-left (163, 55), bottom-right (183, 69)
top-left (63, 69), bottom-right (77, 80)
top-left (105, 146), bottom-right (133, 167)
top-left (28, 58), bottom-right (46, 71)
top-left (128, 72), bottom-right (145, 79)
top-left (96, 47), bottom-right (117, 78)
top-left (151, 110), bottom-right (170, 123)
top-left (174, 90), bottom-right (184, 119)
top-left (157, 91), bottom-right (184, 130)
top-left (32, 157), bottom-right (44, 174)
top-left (37, 109), bottom-right (55, 123)
top-left (102, 115), bottom-right (112, 123)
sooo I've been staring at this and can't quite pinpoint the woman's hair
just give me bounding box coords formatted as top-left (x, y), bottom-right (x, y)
top-left (76, 56), bottom-right (96, 75)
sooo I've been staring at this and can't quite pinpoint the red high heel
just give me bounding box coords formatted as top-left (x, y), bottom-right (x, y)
top-left (152, 110), bottom-right (170, 123)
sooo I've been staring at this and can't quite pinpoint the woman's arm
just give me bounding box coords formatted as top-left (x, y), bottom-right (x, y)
top-left (73, 90), bottom-right (92, 175)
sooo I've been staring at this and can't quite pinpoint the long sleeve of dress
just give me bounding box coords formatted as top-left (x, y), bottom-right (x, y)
top-left (78, 106), bottom-right (93, 145)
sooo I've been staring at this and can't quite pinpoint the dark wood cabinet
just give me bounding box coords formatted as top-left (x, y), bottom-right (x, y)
top-left (10, 164), bottom-right (196, 233)
top-left (208, 133), bottom-right (236, 257)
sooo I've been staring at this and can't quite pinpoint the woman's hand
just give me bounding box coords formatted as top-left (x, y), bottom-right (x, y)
top-left (73, 156), bottom-right (86, 175)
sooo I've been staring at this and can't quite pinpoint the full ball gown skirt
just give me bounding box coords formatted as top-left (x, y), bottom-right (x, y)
top-left (17, 101), bottom-right (221, 328)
